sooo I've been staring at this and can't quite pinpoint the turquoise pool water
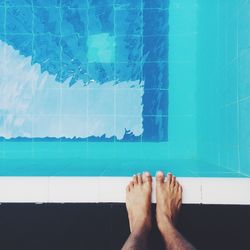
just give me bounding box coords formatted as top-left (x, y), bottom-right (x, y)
top-left (0, 141), bottom-right (246, 177)
top-left (0, 0), bottom-right (249, 177)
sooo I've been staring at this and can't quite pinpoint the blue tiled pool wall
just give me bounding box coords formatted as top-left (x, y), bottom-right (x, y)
top-left (196, 0), bottom-right (250, 176)
top-left (0, 0), bottom-right (202, 177)
top-left (166, 0), bottom-right (197, 163)
top-left (0, 0), bottom-right (249, 178)
top-left (0, 0), bottom-right (169, 142)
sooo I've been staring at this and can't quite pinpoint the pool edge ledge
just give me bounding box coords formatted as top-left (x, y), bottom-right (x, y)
top-left (0, 177), bottom-right (249, 205)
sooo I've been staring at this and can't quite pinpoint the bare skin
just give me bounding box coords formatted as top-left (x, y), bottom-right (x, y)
top-left (122, 171), bottom-right (196, 250)
top-left (156, 171), bottom-right (196, 250)
top-left (156, 171), bottom-right (182, 232)
top-left (121, 172), bottom-right (152, 250)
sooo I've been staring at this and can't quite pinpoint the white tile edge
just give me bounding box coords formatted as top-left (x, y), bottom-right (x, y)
top-left (0, 177), bottom-right (249, 204)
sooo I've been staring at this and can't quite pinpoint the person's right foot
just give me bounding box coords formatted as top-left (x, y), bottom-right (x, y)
top-left (125, 172), bottom-right (152, 234)
top-left (156, 171), bottom-right (183, 233)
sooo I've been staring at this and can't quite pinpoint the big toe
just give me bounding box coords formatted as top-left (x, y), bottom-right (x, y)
top-left (156, 171), bottom-right (165, 185)
top-left (142, 172), bottom-right (152, 183)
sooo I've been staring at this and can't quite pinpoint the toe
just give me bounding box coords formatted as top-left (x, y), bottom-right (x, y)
top-left (177, 184), bottom-right (183, 202)
top-left (175, 181), bottom-right (180, 193)
top-left (126, 185), bottom-right (130, 192)
top-left (132, 174), bottom-right (138, 184)
top-left (178, 200), bottom-right (182, 210)
top-left (156, 171), bottom-right (165, 185)
top-left (178, 184), bottom-right (183, 195)
top-left (166, 172), bottom-right (172, 185)
top-left (137, 173), bottom-right (142, 184)
top-left (142, 172), bottom-right (152, 183)
top-left (171, 176), bottom-right (176, 188)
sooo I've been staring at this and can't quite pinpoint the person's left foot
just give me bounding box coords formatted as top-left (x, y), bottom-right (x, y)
top-left (156, 171), bottom-right (182, 233)
top-left (125, 172), bottom-right (152, 233)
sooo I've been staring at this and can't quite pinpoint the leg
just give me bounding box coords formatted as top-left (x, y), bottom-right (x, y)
top-left (156, 171), bottom-right (196, 250)
top-left (121, 172), bottom-right (152, 250)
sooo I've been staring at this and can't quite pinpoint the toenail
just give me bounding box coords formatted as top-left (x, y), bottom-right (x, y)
top-left (156, 171), bottom-right (163, 175)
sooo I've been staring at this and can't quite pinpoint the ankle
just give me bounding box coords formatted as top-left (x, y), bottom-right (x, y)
top-left (157, 213), bottom-right (175, 233)
top-left (132, 217), bottom-right (151, 234)
top-left (132, 224), bottom-right (151, 237)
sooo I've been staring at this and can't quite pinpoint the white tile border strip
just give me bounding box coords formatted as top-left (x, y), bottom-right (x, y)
top-left (0, 177), bottom-right (249, 204)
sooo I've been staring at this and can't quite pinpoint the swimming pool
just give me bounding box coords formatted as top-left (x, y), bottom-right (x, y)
top-left (0, 0), bottom-right (249, 203)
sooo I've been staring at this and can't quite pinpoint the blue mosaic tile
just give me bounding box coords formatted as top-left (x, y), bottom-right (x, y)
top-left (0, 0), bottom-right (170, 142)
top-left (34, 7), bottom-right (60, 35)
top-left (144, 0), bottom-right (169, 9)
top-left (143, 9), bottom-right (169, 36)
top-left (6, 7), bottom-right (32, 33)
top-left (115, 36), bottom-right (142, 62)
top-left (41, 60), bottom-right (61, 76)
top-left (88, 6), bottom-right (114, 35)
top-left (0, 7), bottom-right (4, 33)
top-left (143, 62), bottom-right (168, 89)
top-left (34, 34), bottom-right (61, 62)
top-left (61, 0), bottom-right (88, 8)
top-left (61, 35), bottom-right (88, 63)
top-left (88, 63), bottom-right (114, 83)
top-left (143, 89), bottom-right (168, 116)
top-left (6, 34), bottom-right (33, 55)
top-left (87, 33), bottom-right (115, 63)
top-left (60, 59), bottom-right (86, 83)
top-left (60, 62), bottom-right (88, 83)
top-left (6, 0), bottom-right (31, 6)
top-left (142, 115), bottom-right (168, 141)
top-left (119, 131), bottom-right (141, 142)
top-left (89, 0), bottom-right (114, 7)
top-left (115, 62), bottom-right (142, 82)
top-left (33, 0), bottom-right (60, 7)
top-left (115, 9), bottom-right (142, 35)
top-left (115, 0), bottom-right (142, 9)
top-left (143, 35), bottom-right (168, 62)
top-left (61, 7), bottom-right (87, 36)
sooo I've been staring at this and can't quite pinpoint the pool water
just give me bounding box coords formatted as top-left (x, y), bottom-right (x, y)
top-left (0, 0), bottom-right (249, 177)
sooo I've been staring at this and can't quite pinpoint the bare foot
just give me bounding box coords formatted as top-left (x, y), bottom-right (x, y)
top-left (156, 171), bottom-right (182, 233)
top-left (125, 172), bottom-right (152, 233)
